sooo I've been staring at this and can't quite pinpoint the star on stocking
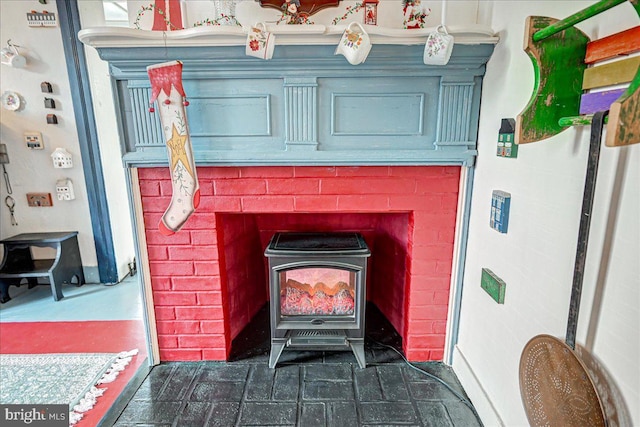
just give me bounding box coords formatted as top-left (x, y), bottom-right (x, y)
top-left (166, 124), bottom-right (193, 179)
top-left (158, 122), bottom-right (200, 236)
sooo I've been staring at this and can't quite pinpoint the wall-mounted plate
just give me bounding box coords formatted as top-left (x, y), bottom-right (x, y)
top-left (1, 91), bottom-right (21, 111)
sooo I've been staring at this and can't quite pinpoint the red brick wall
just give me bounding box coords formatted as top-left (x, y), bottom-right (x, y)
top-left (138, 166), bottom-right (460, 362)
top-left (370, 214), bottom-right (409, 336)
top-left (217, 214), bottom-right (267, 341)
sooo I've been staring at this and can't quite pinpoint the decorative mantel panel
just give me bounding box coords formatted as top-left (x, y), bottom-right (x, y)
top-left (81, 29), bottom-right (494, 167)
top-left (80, 28), bottom-right (496, 363)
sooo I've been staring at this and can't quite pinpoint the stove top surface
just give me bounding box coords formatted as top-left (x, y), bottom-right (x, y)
top-left (266, 232), bottom-right (369, 254)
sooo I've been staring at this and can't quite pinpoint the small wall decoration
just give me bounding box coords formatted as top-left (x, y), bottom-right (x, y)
top-left (402, 0), bottom-right (431, 29)
top-left (44, 97), bottom-right (56, 109)
top-left (55, 178), bottom-right (75, 201)
top-left (51, 147), bottom-right (73, 168)
top-left (363, 0), bottom-right (378, 25)
top-left (24, 132), bottom-right (44, 150)
top-left (1, 91), bottom-right (22, 111)
top-left (1, 41), bottom-right (27, 68)
top-left (26, 10), bottom-right (57, 27)
top-left (481, 268), bottom-right (506, 304)
top-left (497, 118), bottom-right (518, 158)
top-left (46, 113), bottom-right (58, 124)
top-left (490, 190), bottom-right (511, 233)
top-left (40, 82), bottom-right (53, 93)
top-left (0, 144), bottom-right (17, 226)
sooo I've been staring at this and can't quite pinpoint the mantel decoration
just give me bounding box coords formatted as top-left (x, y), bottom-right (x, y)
top-left (151, 0), bottom-right (183, 30)
top-left (279, 0), bottom-right (312, 24)
top-left (258, 0), bottom-right (341, 15)
top-left (363, 0), bottom-right (379, 25)
top-left (135, 0), bottom-right (241, 29)
top-left (403, 0), bottom-right (431, 29)
top-left (331, 2), bottom-right (363, 25)
top-left (211, 0), bottom-right (240, 26)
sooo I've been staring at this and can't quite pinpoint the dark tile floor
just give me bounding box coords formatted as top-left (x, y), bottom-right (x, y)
top-left (113, 306), bottom-right (482, 427)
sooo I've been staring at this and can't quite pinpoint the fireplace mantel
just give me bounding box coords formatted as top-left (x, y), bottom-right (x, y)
top-left (80, 26), bottom-right (496, 167)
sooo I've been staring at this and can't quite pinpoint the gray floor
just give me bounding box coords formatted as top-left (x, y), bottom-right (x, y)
top-left (0, 275), bottom-right (143, 322)
top-left (114, 352), bottom-right (482, 427)
top-left (0, 277), bottom-right (482, 426)
top-left (114, 304), bottom-right (482, 427)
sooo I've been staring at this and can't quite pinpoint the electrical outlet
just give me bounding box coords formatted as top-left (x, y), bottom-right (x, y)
top-left (26, 192), bottom-right (53, 207)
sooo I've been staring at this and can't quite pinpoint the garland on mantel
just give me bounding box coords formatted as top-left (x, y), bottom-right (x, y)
top-left (331, 3), bottom-right (364, 25)
top-left (134, 4), bottom-right (180, 30)
top-left (192, 15), bottom-right (241, 27)
top-left (135, 3), bottom-right (241, 28)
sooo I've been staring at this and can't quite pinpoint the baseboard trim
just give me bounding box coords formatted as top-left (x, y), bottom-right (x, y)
top-left (452, 345), bottom-right (504, 427)
top-left (83, 266), bottom-right (101, 284)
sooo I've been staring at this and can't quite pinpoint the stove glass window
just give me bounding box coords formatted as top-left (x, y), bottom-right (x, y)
top-left (279, 267), bottom-right (356, 316)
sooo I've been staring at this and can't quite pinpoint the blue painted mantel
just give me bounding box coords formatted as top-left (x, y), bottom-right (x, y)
top-left (79, 25), bottom-right (497, 167)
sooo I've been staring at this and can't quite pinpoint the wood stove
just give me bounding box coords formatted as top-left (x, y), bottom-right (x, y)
top-left (265, 232), bottom-right (371, 368)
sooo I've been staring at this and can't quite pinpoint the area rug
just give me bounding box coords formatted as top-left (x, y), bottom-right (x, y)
top-left (0, 350), bottom-right (137, 425)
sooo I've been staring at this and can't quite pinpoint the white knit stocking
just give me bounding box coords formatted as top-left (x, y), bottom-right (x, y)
top-left (148, 61), bottom-right (200, 235)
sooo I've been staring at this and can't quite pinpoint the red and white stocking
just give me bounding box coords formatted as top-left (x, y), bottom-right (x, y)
top-left (152, 0), bottom-right (183, 31)
top-left (148, 60), bottom-right (200, 235)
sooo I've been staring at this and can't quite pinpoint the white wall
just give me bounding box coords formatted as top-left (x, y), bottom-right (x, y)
top-left (0, 1), bottom-right (135, 283)
top-left (129, 0), bottom-right (480, 29)
top-left (0, 1), bottom-right (98, 281)
top-left (77, 1), bottom-right (136, 281)
top-left (455, 1), bottom-right (639, 426)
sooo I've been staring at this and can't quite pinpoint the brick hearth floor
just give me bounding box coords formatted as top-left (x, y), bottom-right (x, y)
top-left (113, 306), bottom-right (482, 426)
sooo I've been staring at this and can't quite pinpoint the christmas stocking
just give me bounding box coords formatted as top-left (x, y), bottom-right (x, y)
top-left (148, 60), bottom-right (200, 235)
top-left (152, 0), bottom-right (183, 31)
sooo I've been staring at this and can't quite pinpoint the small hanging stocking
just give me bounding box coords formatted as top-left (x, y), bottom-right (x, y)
top-left (152, 0), bottom-right (184, 31)
top-left (147, 60), bottom-right (200, 235)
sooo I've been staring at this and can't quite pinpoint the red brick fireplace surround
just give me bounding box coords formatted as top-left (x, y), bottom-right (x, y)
top-left (139, 165), bottom-right (460, 362)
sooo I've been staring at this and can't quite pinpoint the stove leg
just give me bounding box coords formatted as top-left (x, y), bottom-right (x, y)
top-left (350, 341), bottom-right (366, 369)
top-left (269, 342), bottom-right (286, 369)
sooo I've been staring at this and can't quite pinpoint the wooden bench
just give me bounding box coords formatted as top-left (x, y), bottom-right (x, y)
top-left (0, 232), bottom-right (85, 303)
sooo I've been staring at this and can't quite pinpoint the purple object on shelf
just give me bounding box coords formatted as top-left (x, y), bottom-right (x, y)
top-left (579, 88), bottom-right (625, 114)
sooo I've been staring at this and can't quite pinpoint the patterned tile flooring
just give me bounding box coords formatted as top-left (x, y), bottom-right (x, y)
top-left (114, 306), bottom-right (482, 427)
